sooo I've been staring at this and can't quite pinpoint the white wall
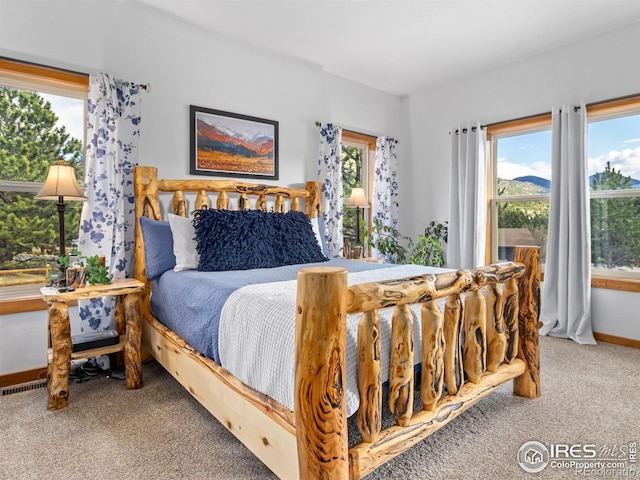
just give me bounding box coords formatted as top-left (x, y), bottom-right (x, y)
top-left (0, 0), bottom-right (405, 374)
top-left (405, 21), bottom-right (640, 341)
top-left (0, 312), bottom-right (47, 375)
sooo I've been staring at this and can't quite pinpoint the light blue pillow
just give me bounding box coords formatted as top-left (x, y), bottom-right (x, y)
top-left (139, 216), bottom-right (176, 279)
top-left (310, 215), bottom-right (329, 257)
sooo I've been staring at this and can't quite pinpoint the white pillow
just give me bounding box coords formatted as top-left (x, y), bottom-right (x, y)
top-left (168, 213), bottom-right (200, 271)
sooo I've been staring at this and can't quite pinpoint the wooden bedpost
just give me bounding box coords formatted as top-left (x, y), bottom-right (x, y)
top-left (513, 246), bottom-right (541, 398)
top-left (305, 181), bottom-right (323, 218)
top-left (133, 166), bottom-right (161, 314)
top-left (295, 266), bottom-right (349, 480)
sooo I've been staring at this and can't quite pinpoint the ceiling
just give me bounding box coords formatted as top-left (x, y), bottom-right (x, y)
top-left (133, 0), bottom-right (640, 97)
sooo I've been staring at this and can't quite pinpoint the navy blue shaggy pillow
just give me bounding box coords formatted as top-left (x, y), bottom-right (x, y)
top-left (193, 209), bottom-right (329, 271)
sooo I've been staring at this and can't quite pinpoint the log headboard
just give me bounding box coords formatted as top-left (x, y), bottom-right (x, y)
top-left (132, 165), bottom-right (323, 310)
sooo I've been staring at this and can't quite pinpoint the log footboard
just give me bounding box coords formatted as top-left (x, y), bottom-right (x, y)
top-left (295, 246), bottom-right (541, 479)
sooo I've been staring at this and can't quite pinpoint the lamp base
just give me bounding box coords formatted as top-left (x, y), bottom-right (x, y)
top-left (56, 199), bottom-right (67, 258)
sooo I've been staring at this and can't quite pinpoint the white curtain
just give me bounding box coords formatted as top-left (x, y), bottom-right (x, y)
top-left (371, 136), bottom-right (399, 258)
top-left (77, 73), bottom-right (142, 331)
top-left (540, 105), bottom-right (595, 344)
top-left (447, 124), bottom-right (487, 269)
top-left (317, 123), bottom-right (343, 257)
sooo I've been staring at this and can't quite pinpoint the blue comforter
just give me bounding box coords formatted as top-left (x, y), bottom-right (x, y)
top-left (150, 258), bottom-right (391, 363)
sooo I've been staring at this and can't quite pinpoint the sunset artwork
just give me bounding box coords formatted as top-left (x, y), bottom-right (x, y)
top-left (191, 106), bottom-right (278, 179)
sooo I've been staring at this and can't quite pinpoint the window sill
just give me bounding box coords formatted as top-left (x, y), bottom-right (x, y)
top-left (0, 292), bottom-right (78, 315)
top-left (0, 295), bottom-right (47, 315)
top-left (591, 276), bottom-right (640, 293)
top-left (540, 270), bottom-right (639, 293)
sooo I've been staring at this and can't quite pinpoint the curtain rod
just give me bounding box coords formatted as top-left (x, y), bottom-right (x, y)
top-left (453, 110), bottom-right (552, 134)
top-left (314, 121), bottom-right (398, 143)
top-left (574, 92), bottom-right (640, 111)
top-left (481, 110), bottom-right (552, 130)
top-left (452, 126), bottom-right (480, 135)
top-left (486, 91), bottom-right (640, 123)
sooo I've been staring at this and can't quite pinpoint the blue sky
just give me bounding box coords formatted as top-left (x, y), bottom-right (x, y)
top-left (497, 113), bottom-right (640, 181)
top-left (40, 93), bottom-right (85, 143)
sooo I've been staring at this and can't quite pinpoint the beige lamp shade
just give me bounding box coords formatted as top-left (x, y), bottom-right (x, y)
top-left (347, 185), bottom-right (370, 208)
top-left (36, 160), bottom-right (86, 201)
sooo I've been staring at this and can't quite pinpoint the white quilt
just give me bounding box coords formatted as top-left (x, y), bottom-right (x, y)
top-left (218, 264), bottom-right (449, 417)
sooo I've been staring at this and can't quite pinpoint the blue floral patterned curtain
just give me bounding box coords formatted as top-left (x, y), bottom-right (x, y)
top-left (372, 136), bottom-right (399, 259)
top-left (317, 123), bottom-right (343, 257)
top-left (77, 73), bottom-right (142, 331)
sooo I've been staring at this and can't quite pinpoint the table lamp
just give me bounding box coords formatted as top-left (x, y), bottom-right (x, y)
top-left (347, 184), bottom-right (370, 258)
top-left (36, 159), bottom-right (87, 257)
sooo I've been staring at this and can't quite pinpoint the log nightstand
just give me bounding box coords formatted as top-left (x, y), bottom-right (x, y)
top-left (41, 278), bottom-right (145, 410)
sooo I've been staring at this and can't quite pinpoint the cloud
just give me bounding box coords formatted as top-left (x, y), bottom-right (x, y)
top-left (497, 157), bottom-right (551, 181)
top-left (623, 138), bottom-right (640, 144)
top-left (588, 147), bottom-right (640, 181)
top-left (500, 148), bottom-right (640, 182)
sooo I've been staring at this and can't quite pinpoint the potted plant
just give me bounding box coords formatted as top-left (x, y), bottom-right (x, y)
top-left (365, 219), bottom-right (448, 267)
top-left (407, 220), bottom-right (449, 267)
top-left (84, 255), bottom-right (111, 285)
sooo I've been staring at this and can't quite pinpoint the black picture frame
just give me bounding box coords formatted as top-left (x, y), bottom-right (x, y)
top-left (190, 105), bottom-right (279, 180)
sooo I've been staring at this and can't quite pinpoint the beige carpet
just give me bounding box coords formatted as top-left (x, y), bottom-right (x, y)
top-left (1, 336), bottom-right (638, 479)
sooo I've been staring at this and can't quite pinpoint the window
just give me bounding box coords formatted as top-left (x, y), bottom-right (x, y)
top-left (0, 59), bottom-right (88, 296)
top-left (587, 98), bottom-right (640, 280)
top-left (488, 99), bottom-right (640, 289)
top-left (341, 131), bottom-right (375, 249)
top-left (487, 115), bottom-right (552, 265)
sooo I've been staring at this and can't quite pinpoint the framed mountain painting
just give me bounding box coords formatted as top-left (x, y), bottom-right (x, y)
top-left (190, 105), bottom-right (279, 180)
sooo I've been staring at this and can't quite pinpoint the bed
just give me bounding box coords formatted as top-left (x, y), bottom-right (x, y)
top-left (132, 165), bottom-right (541, 479)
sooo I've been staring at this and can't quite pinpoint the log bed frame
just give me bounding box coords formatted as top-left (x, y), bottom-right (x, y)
top-left (133, 165), bottom-right (541, 479)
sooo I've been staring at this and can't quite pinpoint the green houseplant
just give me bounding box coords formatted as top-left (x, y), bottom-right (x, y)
top-left (365, 219), bottom-right (448, 267)
top-left (84, 255), bottom-right (111, 285)
top-left (57, 254), bottom-right (111, 285)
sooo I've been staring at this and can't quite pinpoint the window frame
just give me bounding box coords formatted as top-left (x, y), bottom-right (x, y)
top-left (0, 58), bottom-right (88, 308)
top-left (486, 114), bottom-right (552, 265)
top-left (486, 106), bottom-right (640, 293)
top-left (341, 130), bottom-right (376, 252)
top-left (586, 96), bottom-right (640, 289)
